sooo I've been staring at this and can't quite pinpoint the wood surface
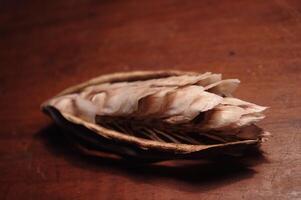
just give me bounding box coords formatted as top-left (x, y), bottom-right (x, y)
top-left (0, 0), bottom-right (300, 199)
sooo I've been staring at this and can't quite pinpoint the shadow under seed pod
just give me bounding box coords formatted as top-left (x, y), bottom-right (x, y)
top-left (35, 124), bottom-right (268, 192)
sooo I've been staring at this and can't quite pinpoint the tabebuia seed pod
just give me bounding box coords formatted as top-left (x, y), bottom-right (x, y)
top-left (42, 71), bottom-right (270, 161)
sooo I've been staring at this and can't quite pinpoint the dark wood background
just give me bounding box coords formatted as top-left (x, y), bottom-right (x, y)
top-left (0, 0), bottom-right (300, 199)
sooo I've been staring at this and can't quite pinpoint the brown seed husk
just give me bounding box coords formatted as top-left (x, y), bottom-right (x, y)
top-left (42, 70), bottom-right (269, 161)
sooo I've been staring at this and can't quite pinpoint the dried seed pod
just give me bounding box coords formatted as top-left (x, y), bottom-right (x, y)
top-left (42, 71), bottom-right (269, 161)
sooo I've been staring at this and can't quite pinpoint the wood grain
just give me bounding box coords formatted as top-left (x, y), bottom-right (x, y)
top-left (0, 0), bottom-right (300, 199)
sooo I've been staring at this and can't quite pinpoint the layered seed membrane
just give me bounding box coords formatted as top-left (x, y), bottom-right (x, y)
top-left (48, 72), bottom-right (269, 145)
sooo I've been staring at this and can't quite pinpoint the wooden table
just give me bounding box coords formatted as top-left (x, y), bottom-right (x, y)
top-left (1, 0), bottom-right (300, 199)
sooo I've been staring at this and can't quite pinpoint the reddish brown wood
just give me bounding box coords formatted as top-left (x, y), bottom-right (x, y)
top-left (0, 0), bottom-right (300, 199)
